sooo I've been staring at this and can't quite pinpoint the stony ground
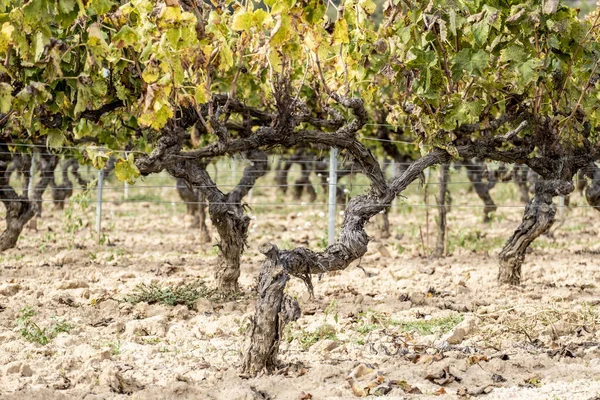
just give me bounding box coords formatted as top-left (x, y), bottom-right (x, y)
top-left (0, 169), bottom-right (600, 399)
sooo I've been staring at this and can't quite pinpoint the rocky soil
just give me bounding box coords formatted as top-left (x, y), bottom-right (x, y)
top-left (0, 172), bottom-right (599, 399)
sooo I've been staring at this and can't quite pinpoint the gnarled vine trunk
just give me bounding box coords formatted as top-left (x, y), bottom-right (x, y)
top-left (583, 162), bottom-right (600, 212)
top-left (242, 243), bottom-right (301, 375)
top-left (0, 151), bottom-right (35, 251)
top-left (168, 149), bottom-right (269, 293)
top-left (497, 180), bottom-right (573, 285)
top-left (242, 150), bottom-right (450, 375)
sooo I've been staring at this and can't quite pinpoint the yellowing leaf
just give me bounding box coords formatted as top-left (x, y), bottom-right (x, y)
top-left (359, 0), bottom-right (376, 15)
top-left (0, 83), bottom-right (13, 113)
top-left (232, 11), bottom-right (254, 31)
top-left (115, 153), bottom-right (140, 184)
top-left (333, 18), bottom-right (349, 45)
top-left (0, 22), bottom-right (15, 52)
top-left (268, 50), bottom-right (282, 73)
top-left (253, 9), bottom-right (272, 26)
top-left (112, 25), bottom-right (140, 49)
top-left (219, 43), bottom-right (234, 71)
top-left (195, 84), bottom-right (210, 104)
top-left (270, 15), bottom-right (292, 47)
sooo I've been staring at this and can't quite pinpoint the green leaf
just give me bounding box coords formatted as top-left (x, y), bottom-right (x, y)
top-left (58, 0), bottom-right (75, 13)
top-left (517, 59), bottom-right (540, 86)
top-left (195, 84), bottom-right (210, 104)
top-left (472, 22), bottom-right (489, 47)
top-left (112, 25), bottom-right (140, 49)
top-left (74, 83), bottom-right (89, 117)
top-left (46, 129), bottom-right (65, 149)
top-left (304, 0), bottom-right (325, 24)
top-left (452, 48), bottom-right (489, 78)
top-left (0, 82), bottom-right (12, 113)
top-left (115, 153), bottom-right (140, 184)
top-left (88, 0), bottom-right (115, 15)
top-left (33, 32), bottom-right (49, 62)
top-left (500, 45), bottom-right (527, 63)
top-left (86, 147), bottom-right (109, 169)
top-left (74, 119), bottom-right (95, 139)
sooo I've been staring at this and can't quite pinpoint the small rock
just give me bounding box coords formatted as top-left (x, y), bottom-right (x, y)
top-left (0, 284), bottom-right (21, 296)
top-left (419, 266), bottom-right (435, 275)
top-left (108, 321), bottom-right (125, 334)
top-left (194, 298), bottom-right (214, 313)
top-left (353, 294), bottom-right (364, 305)
top-left (222, 302), bottom-right (237, 313)
top-left (171, 304), bottom-right (190, 320)
top-left (57, 280), bottom-right (89, 289)
top-left (409, 292), bottom-right (426, 305)
top-left (96, 349), bottom-right (112, 361)
top-left (125, 315), bottom-right (168, 337)
top-left (99, 365), bottom-right (142, 394)
top-left (4, 361), bottom-right (21, 375)
top-left (378, 244), bottom-right (391, 258)
top-left (442, 316), bottom-right (479, 344)
top-left (20, 364), bottom-right (33, 377)
top-left (319, 339), bottom-right (341, 352)
top-left (52, 250), bottom-right (76, 265)
top-left (443, 327), bottom-right (466, 344)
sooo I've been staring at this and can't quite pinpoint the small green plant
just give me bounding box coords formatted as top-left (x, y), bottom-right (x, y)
top-left (391, 314), bottom-right (464, 336)
top-left (292, 324), bottom-right (337, 350)
top-left (63, 188), bottom-right (93, 243)
top-left (105, 340), bottom-right (121, 356)
top-left (354, 310), bottom-right (389, 334)
top-left (16, 307), bottom-right (73, 345)
top-left (124, 280), bottom-right (214, 309)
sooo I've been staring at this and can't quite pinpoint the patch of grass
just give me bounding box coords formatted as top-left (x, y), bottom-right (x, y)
top-left (354, 309), bottom-right (389, 334)
top-left (391, 314), bottom-right (464, 336)
top-left (292, 324), bottom-right (337, 350)
top-left (124, 280), bottom-right (214, 309)
top-left (17, 307), bottom-right (74, 345)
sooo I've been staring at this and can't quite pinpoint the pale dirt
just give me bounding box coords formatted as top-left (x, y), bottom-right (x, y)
top-left (0, 172), bottom-right (600, 400)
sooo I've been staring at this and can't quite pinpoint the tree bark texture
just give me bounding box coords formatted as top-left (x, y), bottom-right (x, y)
top-left (432, 163), bottom-right (449, 258)
top-left (168, 149), bottom-right (269, 293)
top-left (497, 180), bottom-right (574, 285)
top-left (583, 162), bottom-right (600, 212)
top-left (242, 150), bottom-right (450, 374)
top-left (242, 243), bottom-right (301, 375)
top-left (0, 151), bottom-right (35, 252)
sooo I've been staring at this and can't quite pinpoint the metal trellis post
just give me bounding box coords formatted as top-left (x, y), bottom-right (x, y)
top-left (328, 147), bottom-right (338, 246)
top-left (96, 169), bottom-right (104, 235)
top-left (28, 154), bottom-right (36, 198)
